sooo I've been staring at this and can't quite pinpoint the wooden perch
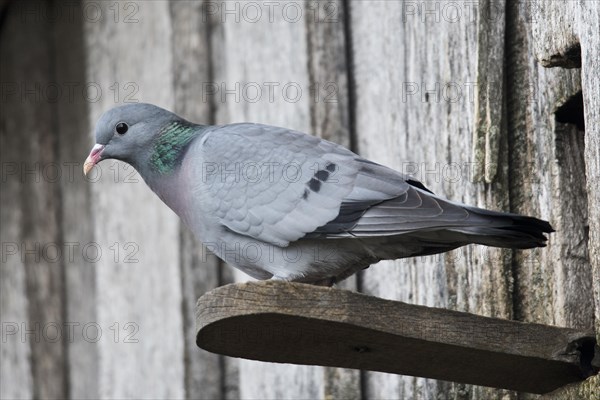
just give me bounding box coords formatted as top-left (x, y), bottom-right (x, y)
top-left (196, 281), bottom-right (598, 394)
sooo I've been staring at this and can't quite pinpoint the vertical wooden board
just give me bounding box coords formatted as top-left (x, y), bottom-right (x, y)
top-left (521, 0), bottom-right (599, 343)
top-left (1, 1), bottom-right (67, 398)
top-left (551, 121), bottom-right (593, 330)
top-left (527, 3), bottom-right (600, 338)
top-left (169, 1), bottom-right (224, 399)
top-left (0, 199), bottom-right (33, 400)
top-left (529, 0), bottom-right (579, 67)
top-left (178, 231), bottom-right (222, 399)
top-left (304, 1), bottom-right (360, 398)
top-left (472, 0), bottom-right (506, 184)
top-left (200, 7), bottom-right (243, 398)
top-left (506, 1), bottom-right (594, 336)
top-left (206, 12), bottom-right (242, 400)
top-left (0, 159), bottom-right (33, 400)
top-left (349, 1), bottom-right (513, 398)
top-left (350, 2), bottom-right (443, 397)
top-left (213, 2), bottom-right (311, 127)
top-left (210, 1), bottom-right (325, 398)
top-left (578, 0), bottom-right (600, 346)
top-left (305, 0), bottom-right (351, 148)
top-left (0, 5), bottom-right (34, 397)
top-left (51, 1), bottom-right (100, 398)
top-left (83, 1), bottom-right (184, 398)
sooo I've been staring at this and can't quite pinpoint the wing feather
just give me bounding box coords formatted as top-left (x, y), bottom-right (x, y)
top-left (183, 122), bottom-right (506, 246)
top-left (184, 123), bottom-right (359, 246)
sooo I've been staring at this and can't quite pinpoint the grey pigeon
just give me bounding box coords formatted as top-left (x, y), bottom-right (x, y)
top-left (84, 103), bottom-right (553, 286)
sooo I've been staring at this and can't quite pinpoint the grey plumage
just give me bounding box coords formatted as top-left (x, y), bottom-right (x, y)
top-left (84, 103), bottom-right (553, 285)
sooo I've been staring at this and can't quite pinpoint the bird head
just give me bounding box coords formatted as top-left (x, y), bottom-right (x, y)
top-left (83, 103), bottom-right (178, 175)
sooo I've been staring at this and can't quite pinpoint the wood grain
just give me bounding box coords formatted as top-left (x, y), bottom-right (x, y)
top-left (304, 1), bottom-right (361, 398)
top-left (196, 281), bottom-right (597, 394)
top-left (349, 1), bottom-right (513, 397)
top-left (169, 1), bottom-right (226, 399)
top-left (0, 3), bottom-right (35, 397)
top-left (1, 0), bottom-right (598, 398)
top-left (209, 1), bottom-right (350, 397)
top-left (53, 2), bottom-right (100, 397)
top-left (506, 1), bottom-right (594, 342)
top-left (1, 1), bottom-right (66, 398)
top-left (83, 1), bottom-right (185, 397)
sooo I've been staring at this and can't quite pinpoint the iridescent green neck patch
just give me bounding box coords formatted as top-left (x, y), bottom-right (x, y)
top-left (151, 121), bottom-right (202, 174)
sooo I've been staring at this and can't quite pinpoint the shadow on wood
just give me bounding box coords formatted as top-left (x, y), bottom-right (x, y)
top-left (196, 281), bottom-right (598, 394)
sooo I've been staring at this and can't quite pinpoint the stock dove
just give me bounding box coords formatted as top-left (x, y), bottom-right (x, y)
top-left (84, 103), bottom-right (553, 285)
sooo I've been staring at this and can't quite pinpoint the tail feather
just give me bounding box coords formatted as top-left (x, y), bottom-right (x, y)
top-left (310, 183), bottom-right (554, 252)
top-left (454, 208), bottom-right (554, 249)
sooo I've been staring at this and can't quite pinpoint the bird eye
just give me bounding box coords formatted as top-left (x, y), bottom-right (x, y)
top-left (115, 122), bottom-right (128, 135)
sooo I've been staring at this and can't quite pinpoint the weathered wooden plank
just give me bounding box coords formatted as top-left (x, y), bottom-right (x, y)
top-left (197, 281), bottom-right (598, 394)
top-left (83, 1), bottom-right (184, 397)
top-left (349, 1), bottom-right (513, 398)
top-left (578, 0), bottom-right (600, 352)
top-left (528, 0), bottom-right (600, 355)
top-left (202, 7), bottom-right (242, 399)
top-left (506, 1), bottom-right (594, 338)
top-left (0, 4), bottom-right (35, 398)
top-left (526, 1), bottom-right (600, 351)
top-left (529, 0), bottom-right (580, 68)
top-left (210, 1), bottom-right (326, 397)
top-left (304, 1), bottom-right (360, 398)
top-left (305, 0), bottom-right (352, 149)
top-left (178, 231), bottom-right (222, 400)
top-left (169, 1), bottom-right (225, 399)
top-left (472, 0), bottom-right (505, 183)
top-left (1, 1), bottom-right (67, 398)
top-left (52, 1), bottom-right (100, 397)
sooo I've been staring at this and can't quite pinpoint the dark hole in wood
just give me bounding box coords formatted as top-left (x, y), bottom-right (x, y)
top-left (568, 337), bottom-right (599, 377)
top-left (545, 43), bottom-right (582, 68)
top-left (555, 91), bottom-right (585, 131)
top-left (563, 43), bottom-right (582, 68)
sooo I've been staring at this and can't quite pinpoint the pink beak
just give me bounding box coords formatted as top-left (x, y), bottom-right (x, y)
top-left (83, 144), bottom-right (105, 176)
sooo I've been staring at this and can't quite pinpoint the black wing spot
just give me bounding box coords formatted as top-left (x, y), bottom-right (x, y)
top-left (406, 179), bottom-right (435, 194)
top-left (325, 162), bottom-right (337, 172)
top-left (314, 169), bottom-right (330, 182)
top-left (309, 178), bottom-right (321, 192)
top-left (302, 189), bottom-right (309, 199)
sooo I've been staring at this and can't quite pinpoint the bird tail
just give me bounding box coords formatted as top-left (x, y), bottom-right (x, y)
top-left (452, 207), bottom-right (555, 249)
top-left (358, 207), bottom-right (554, 262)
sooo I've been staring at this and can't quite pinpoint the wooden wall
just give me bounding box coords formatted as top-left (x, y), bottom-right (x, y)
top-left (1, 0), bottom-right (598, 399)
